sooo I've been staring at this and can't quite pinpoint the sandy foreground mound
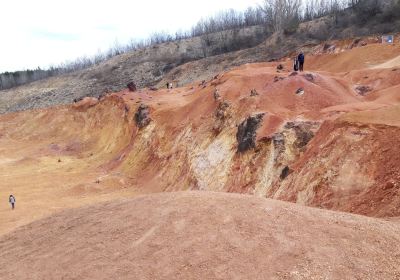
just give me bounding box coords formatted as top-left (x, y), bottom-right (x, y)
top-left (0, 191), bottom-right (399, 280)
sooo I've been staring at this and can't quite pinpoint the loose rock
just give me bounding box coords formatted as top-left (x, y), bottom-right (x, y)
top-left (127, 82), bottom-right (137, 92)
top-left (134, 104), bottom-right (151, 129)
top-left (355, 85), bottom-right (373, 96)
top-left (250, 89), bottom-right (259, 97)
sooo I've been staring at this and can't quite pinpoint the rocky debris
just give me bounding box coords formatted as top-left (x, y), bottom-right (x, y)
top-left (323, 43), bottom-right (336, 53)
top-left (72, 97), bottom-right (99, 110)
top-left (98, 93), bottom-right (107, 100)
top-left (289, 72), bottom-right (298, 77)
top-left (285, 121), bottom-right (315, 149)
top-left (274, 76), bottom-right (285, 82)
top-left (250, 89), bottom-right (258, 97)
top-left (149, 87), bottom-right (158, 91)
top-left (214, 89), bottom-right (221, 101)
top-left (272, 133), bottom-right (286, 159)
top-left (355, 85), bottom-right (373, 96)
top-left (213, 101), bottom-right (230, 134)
top-left (127, 82), bottom-right (137, 92)
top-left (73, 97), bottom-right (84, 103)
top-left (350, 38), bottom-right (367, 49)
top-left (58, 159), bottom-right (62, 163)
top-left (134, 104), bottom-right (151, 129)
top-left (304, 73), bottom-right (315, 82)
top-left (295, 129), bottom-right (314, 148)
top-left (276, 64), bottom-right (284, 71)
top-left (200, 80), bottom-right (207, 88)
top-left (296, 88), bottom-right (305, 95)
top-left (236, 113), bottom-right (265, 152)
top-left (272, 133), bottom-right (285, 147)
top-left (280, 166), bottom-right (291, 180)
top-left (215, 101), bottom-right (230, 120)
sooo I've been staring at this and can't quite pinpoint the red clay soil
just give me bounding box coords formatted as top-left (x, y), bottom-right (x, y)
top-left (0, 191), bottom-right (399, 280)
top-left (271, 119), bottom-right (400, 217)
top-left (1, 38), bottom-right (400, 236)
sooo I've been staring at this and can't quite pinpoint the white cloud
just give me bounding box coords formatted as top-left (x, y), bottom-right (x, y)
top-left (0, 0), bottom-right (262, 72)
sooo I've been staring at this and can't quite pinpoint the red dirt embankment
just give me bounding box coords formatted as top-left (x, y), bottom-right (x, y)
top-left (1, 191), bottom-right (399, 280)
top-left (272, 119), bottom-right (400, 217)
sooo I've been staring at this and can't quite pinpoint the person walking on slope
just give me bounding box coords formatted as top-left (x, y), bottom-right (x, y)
top-left (298, 52), bottom-right (305, 72)
top-left (9, 195), bottom-right (16, 210)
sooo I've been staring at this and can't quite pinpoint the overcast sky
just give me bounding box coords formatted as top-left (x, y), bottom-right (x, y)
top-left (0, 0), bottom-right (263, 72)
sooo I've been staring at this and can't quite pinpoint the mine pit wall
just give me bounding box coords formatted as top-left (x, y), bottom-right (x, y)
top-left (12, 94), bottom-right (398, 218)
top-left (115, 97), bottom-right (400, 217)
top-left (273, 120), bottom-right (400, 218)
top-left (107, 96), bottom-right (321, 201)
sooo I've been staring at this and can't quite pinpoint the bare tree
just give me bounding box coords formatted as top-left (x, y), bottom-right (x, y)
top-left (260, 0), bottom-right (302, 32)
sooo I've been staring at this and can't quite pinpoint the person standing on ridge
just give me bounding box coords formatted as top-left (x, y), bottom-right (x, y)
top-left (9, 195), bottom-right (16, 210)
top-left (298, 52), bottom-right (305, 72)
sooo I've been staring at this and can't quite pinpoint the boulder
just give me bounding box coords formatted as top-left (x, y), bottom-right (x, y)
top-left (280, 166), bottom-right (291, 180)
top-left (296, 88), bottom-right (305, 95)
top-left (250, 89), bottom-right (259, 97)
top-left (355, 85), bottom-right (373, 96)
top-left (304, 73), bottom-right (314, 82)
top-left (134, 104), bottom-right (151, 129)
top-left (127, 82), bottom-right (137, 92)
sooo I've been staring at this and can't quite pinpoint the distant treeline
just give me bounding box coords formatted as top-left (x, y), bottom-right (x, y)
top-left (1, 0), bottom-right (400, 91)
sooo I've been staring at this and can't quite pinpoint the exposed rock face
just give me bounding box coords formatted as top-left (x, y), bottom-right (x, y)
top-left (272, 133), bottom-right (285, 155)
top-left (350, 38), bottom-right (367, 49)
top-left (285, 121), bottom-right (315, 149)
top-left (127, 82), bottom-right (137, 92)
top-left (134, 104), bottom-right (151, 129)
top-left (213, 101), bottom-right (230, 134)
top-left (280, 166), bottom-right (291, 180)
top-left (215, 101), bottom-right (230, 120)
top-left (323, 43), bottom-right (336, 53)
top-left (213, 89), bottom-right (221, 101)
top-left (236, 113), bottom-right (265, 152)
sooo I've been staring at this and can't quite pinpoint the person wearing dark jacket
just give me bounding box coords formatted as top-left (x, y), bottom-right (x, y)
top-left (298, 53), bottom-right (305, 72)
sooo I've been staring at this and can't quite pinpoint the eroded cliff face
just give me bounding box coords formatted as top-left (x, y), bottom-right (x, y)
top-left (1, 41), bottom-right (400, 238)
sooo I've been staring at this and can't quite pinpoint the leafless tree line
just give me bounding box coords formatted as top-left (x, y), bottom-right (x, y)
top-left (0, 7), bottom-right (267, 91)
top-left (1, 0), bottom-right (399, 91)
